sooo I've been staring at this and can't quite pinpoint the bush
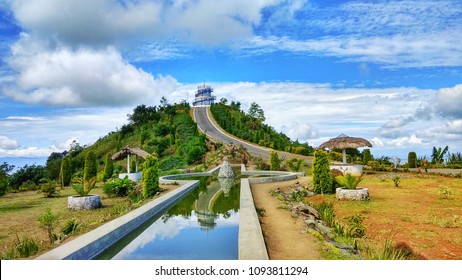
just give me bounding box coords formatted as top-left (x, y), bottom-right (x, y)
top-left (142, 154), bottom-right (159, 198)
top-left (286, 158), bottom-right (305, 172)
top-left (102, 154), bottom-right (114, 182)
top-left (13, 234), bottom-right (40, 258)
top-left (270, 151), bottom-right (284, 171)
top-left (38, 179), bottom-right (60, 198)
top-left (158, 156), bottom-right (186, 171)
top-left (61, 218), bottom-right (81, 235)
top-left (315, 202), bottom-right (336, 227)
top-left (83, 151), bottom-right (97, 182)
top-left (59, 157), bottom-right (71, 187)
top-left (38, 208), bottom-right (60, 244)
top-left (335, 173), bottom-right (363, 190)
top-left (72, 177), bottom-right (96, 196)
top-left (312, 150), bottom-right (334, 194)
top-left (103, 177), bottom-right (134, 197)
top-left (408, 152), bottom-right (417, 168)
top-left (363, 149), bottom-right (373, 165)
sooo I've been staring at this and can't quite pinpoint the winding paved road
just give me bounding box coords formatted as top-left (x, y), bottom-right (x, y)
top-left (193, 106), bottom-right (270, 159)
top-left (193, 106), bottom-right (313, 163)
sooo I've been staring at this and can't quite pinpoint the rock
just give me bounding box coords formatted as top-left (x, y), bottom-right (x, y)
top-left (316, 221), bottom-right (335, 239)
top-left (304, 218), bottom-right (317, 228)
top-left (300, 204), bottom-right (321, 219)
top-left (68, 195), bottom-right (101, 210)
top-left (336, 188), bottom-right (369, 201)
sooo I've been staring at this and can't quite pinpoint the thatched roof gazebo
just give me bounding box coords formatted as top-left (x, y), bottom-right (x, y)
top-left (111, 146), bottom-right (149, 181)
top-left (318, 134), bottom-right (372, 164)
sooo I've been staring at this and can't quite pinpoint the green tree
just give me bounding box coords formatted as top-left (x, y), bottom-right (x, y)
top-left (270, 151), bottom-right (284, 171)
top-left (431, 146), bottom-right (449, 166)
top-left (219, 97), bottom-right (228, 105)
top-left (407, 151), bottom-right (417, 168)
top-left (45, 152), bottom-right (64, 180)
top-left (0, 162), bottom-right (14, 196)
top-left (102, 154), bottom-right (114, 182)
top-left (248, 102), bottom-right (266, 122)
top-left (59, 157), bottom-right (71, 188)
top-left (142, 154), bottom-right (159, 198)
top-left (363, 149), bottom-right (373, 165)
top-left (83, 151), bottom-right (97, 182)
top-left (37, 208), bottom-right (60, 244)
top-left (312, 150), bottom-right (333, 194)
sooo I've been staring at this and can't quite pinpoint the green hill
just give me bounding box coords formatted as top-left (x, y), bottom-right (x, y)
top-left (210, 102), bottom-right (314, 156)
top-left (44, 102), bottom-right (208, 184)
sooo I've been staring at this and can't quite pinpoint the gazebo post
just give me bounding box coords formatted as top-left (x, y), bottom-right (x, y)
top-left (127, 154), bottom-right (131, 174)
top-left (135, 155), bottom-right (139, 173)
top-left (342, 149), bottom-right (347, 164)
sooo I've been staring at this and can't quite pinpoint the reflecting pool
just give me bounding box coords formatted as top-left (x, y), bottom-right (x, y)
top-left (97, 177), bottom-right (240, 260)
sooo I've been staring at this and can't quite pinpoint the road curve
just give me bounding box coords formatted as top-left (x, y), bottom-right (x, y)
top-left (193, 106), bottom-right (270, 159)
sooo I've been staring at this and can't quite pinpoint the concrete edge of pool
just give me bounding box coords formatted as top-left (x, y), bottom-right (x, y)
top-left (35, 164), bottom-right (303, 260)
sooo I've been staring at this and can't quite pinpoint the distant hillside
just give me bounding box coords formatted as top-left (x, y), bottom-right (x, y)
top-left (44, 102), bottom-right (208, 182)
top-left (210, 102), bottom-right (314, 156)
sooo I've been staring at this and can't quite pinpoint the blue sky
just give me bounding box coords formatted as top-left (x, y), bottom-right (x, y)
top-left (1, 0), bottom-right (462, 166)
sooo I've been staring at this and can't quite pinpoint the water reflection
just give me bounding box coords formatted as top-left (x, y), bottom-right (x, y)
top-left (102, 177), bottom-right (240, 260)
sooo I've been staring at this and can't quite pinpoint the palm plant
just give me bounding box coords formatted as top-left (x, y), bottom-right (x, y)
top-left (335, 173), bottom-right (363, 190)
top-left (431, 146), bottom-right (449, 166)
top-left (286, 158), bottom-right (305, 172)
top-left (72, 177), bottom-right (97, 196)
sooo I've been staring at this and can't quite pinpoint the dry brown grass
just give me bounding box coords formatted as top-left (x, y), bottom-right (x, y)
top-left (305, 172), bottom-right (462, 259)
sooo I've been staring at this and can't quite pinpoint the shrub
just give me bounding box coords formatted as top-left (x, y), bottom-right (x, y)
top-left (83, 151), bottom-right (97, 182)
top-left (270, 151), bottom-right (284, 171)
top-left (13, 234), bottom-right (40, 258)
top-left (360, 238), bottom-right (407, 260)
top-left (392, 175), bottom-right (400, 188)
top-left (363, 149), bottom-right (373, 165)
top-left (158, 156), bottom-right (186, 171)
top-left (286, 158), bottom-right (305, 172)
top-left (142, 154), bottom-right (159, 198)
top-left (61, 218), bottom-right (81, 235)
top-left (315, 202), bottom-right (336, 227)
top-left (344, 215), bottom-right (366, 238)
top-left (59, 157), bottom-right (71, 188)
top-left (72, 177), bottom-right (96, 196)
top-left (103, 177), bottom-right (134, 197)
top-left (38, 208), bottom-right (60, 244)
top-left (335, 173), bottom-right (363, 190)
top-left (312, 150), bottom-right (333, 194)
top-left (438, 186), bottom-right (453, 199)
top-left (407, 152), bottom-right (417, 168)
top-left (102, 154), bottom-right (114, 182)
top-left (38, 178), bottom-right (60, 198)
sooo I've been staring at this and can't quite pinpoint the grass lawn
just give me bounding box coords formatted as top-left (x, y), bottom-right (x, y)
top-left (0, 184), bottom-right (170, 259)
top-left (306, 172), bottom-right (462, 259)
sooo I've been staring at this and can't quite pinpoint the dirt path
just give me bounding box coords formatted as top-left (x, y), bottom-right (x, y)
top-left (251, 177), bottom-right (322, 260)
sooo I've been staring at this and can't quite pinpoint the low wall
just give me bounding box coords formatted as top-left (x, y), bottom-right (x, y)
top-left (330, 164), bottom-right (363, 176)
top-left (118, 172), bottom-right (142, 181)
top-left (238, 179), bottom-right (269, 260)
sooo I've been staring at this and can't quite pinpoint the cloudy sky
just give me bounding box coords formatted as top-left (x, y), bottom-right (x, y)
top-left (1, 0), bottom-right (462, 166)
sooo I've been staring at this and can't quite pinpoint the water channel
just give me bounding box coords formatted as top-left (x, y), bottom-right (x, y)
top-left (96, 176), bottom-right (240, 260)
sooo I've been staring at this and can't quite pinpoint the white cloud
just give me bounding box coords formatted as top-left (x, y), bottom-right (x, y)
top-left (280, 122), bottom-right (318, 142)
top-left (0, 135), bottom-right (19, 150)
top-left (10, 0), bottom-right (163, 47)
top-left (8, 0), bottom-right (282, 47)
top-left (4, 34), bottom-right (178, 106)
top-left (239, 31), bottom-right (462, 68)
top-left (436, 84), bottom-right (462, 118)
